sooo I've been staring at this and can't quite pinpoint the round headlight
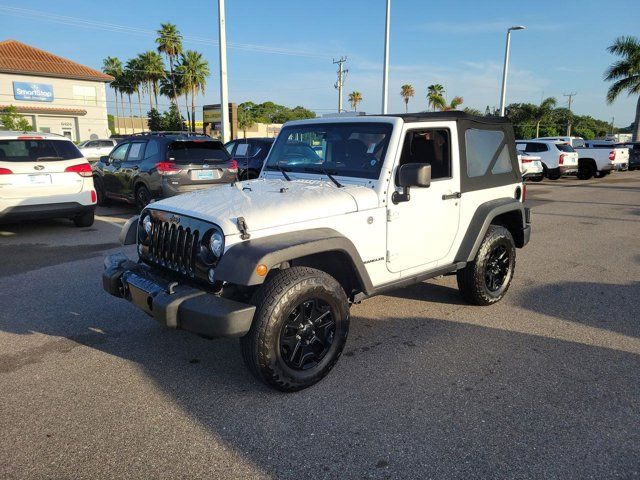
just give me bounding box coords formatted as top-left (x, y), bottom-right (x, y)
top-left (209, 231), bottom-right (223, 257)
top-left (142, 214), bottom-right (152, 234)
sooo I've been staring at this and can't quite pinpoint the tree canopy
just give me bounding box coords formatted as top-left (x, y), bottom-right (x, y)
top-left (237, 101), bottom-right (316, 124)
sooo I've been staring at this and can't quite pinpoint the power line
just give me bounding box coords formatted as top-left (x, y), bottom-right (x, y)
top-left (563, 92), bottom-right (577, 135)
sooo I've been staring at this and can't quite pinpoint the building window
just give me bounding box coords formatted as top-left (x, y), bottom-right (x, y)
top-left (73, 85), bottom-right (97, 106)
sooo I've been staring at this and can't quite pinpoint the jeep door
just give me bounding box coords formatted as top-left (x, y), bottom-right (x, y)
top-left (386, 124), bottom-right (461, 273)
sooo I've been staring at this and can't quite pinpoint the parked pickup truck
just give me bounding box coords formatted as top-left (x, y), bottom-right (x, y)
top-left (583, 140), bottom-right (629, 171)
top-left (102, 112), bottom-right (531, 392)
top-left (573, 143), bottom-right (618, 179)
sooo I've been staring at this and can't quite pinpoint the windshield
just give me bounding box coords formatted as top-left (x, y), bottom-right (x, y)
top-left (264, 122), bottom-right (393, 179)
top-left (572, 138), bottom-right (585, 148)
top-left (0, 139), bottom-right (82, 162)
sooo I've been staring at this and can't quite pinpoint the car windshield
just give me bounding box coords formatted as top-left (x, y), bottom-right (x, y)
top-left (555, 143), bottom-right (575, 152)
top-left (168, 141), bottom-right (230, 164)
top-left (572, 138), bottom-right (585, 148)
top-left (264, 122), bottom-right (393, 180)
top-left (0, 139), bottom-right (82, 162)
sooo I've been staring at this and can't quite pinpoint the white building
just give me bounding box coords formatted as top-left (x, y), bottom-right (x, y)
top-left (0, 39), bottom-right (113, 141)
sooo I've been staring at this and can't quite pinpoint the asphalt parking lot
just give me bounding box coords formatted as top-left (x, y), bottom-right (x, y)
top-left (1, 172), bottom-right (639, 479)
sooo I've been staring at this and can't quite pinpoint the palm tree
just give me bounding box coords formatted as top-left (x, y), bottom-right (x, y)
top-left (348, 91), bottom-right (363, 111)
top-left (160, 75), bottom-right (185, 130)
top-left (102, 57), bottom-right (123, 132)
top-left (427, 84), bottom-right (446, 111)
top-left (126, 58), bottom-right (146, 127)
top-left (533, 97), bottom-right (557, 137)
top-left (156, 23), bottom-right (183, 107)
top-left (137, 51), bottom-right (166, 110)
top-left (400, 84), bottom-right (415, 113)
top-left (442, 96), bottom-right (464, 111)
top-left (605, 36), bottom-right (640, 141)
top-left (177, 50), bottom-right (210, 132)
top-left (119, 69), bottom-right (137, 133)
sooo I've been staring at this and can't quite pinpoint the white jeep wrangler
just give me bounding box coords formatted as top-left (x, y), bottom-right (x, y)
top-left (103, 112), bottom-right (531, 391)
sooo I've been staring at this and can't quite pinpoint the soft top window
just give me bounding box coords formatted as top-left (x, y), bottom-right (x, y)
top-left (0, 139), bottom-right (82, 162)
top-left (168, 141), bottom-right (230, 164)
top-left (465, 128), bottom-right (508, 177)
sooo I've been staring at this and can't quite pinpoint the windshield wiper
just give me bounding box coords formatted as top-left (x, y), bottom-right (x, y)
top-left (303, 167), bottom-right (343, 188)
top-left (275, 164), bottom-right (291, 181)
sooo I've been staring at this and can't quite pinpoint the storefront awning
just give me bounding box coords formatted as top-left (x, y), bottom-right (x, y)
top-left (0, 105), bottom-right (87, 116)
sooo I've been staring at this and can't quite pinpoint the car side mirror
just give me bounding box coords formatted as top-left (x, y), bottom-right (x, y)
top-left (392, 163), bottom-right (431, 204)
top-left (100, 155), bottom-right (110, 165)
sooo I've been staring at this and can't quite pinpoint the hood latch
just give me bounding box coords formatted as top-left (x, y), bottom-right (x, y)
top-left (236, 216), bottom-right (250, 240)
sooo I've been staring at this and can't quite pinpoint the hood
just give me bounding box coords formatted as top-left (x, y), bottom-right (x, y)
top-left (150, 178), bottom-right (379, 234)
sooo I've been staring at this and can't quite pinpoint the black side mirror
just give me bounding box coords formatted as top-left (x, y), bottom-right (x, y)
top-left (100, 155), bottom-right (110, 165)
top-left (393, 163), bottom-right (431, 204)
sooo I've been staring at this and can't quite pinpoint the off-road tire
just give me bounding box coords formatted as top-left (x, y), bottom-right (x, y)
top-left (456, 225), bottom-right (516, 306)
top-left (135, 185), bottom-right (151, 212)
top-left (73, 210), bottom-right (95, 227)
top-left (240, 266), bottom-right (350, 392)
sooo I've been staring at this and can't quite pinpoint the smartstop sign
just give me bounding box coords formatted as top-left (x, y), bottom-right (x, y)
top-left (13, 82), bottom-right (54, 102)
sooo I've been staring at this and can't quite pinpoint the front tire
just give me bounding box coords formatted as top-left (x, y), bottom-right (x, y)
top-left (457, 225), bottom-right (516, 306)
top-left (94, 178), bottom-right (110, 206)
top-left (240, 267), bottom-right (350, 392)
top-left (135, 185), bottom-right (151, 212)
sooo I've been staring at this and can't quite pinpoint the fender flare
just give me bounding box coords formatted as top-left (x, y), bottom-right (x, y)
top-left (215, 228), bottom-right (374, 293)
top-left (455, 198), bottom-right (526, 263)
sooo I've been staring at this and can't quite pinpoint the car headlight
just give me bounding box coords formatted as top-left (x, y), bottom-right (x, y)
top-left (209, 230), bottom-right (224, 257)
top-left (142, 214), bottom-right (152, 235)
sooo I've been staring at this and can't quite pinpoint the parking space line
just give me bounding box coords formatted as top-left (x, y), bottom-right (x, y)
top-left (95, 215), bottom-right (126, 229)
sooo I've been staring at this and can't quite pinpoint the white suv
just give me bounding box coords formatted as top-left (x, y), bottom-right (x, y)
top-left (78, 138), bottom-right (116, 163)
top-left (103, 112), bottom-right (531, 391)
top-left (0, 132), bottom-right (96, 226)
top-left (516, 140), bottom-right (579, 180)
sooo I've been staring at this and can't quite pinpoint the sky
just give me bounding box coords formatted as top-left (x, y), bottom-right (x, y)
top-left (1, 0), bottom-right (638, 126)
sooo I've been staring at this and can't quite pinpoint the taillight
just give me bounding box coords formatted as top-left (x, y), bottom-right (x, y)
top-left (559, 154), bottom-right (566, 165)
top-left (156, 162), bottom-right (182, 175)
top-left (609, 150), bottom-right (616, 161)
top-left (90, 190), bottom-right (97, 203)
top-left (228, 160), bottom-right (238, 172)
top-left (521, 158), bottom-right (533, 163)
top-left (17, 136), bottom-right (43, 140)
top-left (65, 163), bottom-right (92, 177)
top-left (0, 167), bottom-right (13, 175)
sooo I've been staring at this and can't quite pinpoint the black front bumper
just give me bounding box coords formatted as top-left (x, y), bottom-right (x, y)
top-left (102, 253), bottom-right (255, 338)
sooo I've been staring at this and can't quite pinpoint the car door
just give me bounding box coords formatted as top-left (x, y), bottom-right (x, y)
top-left (102, 142), bottom-right (129, 197)
top-left (386, 124), bottom-right (461, 273)
top-left (117, 141), bottom-right (147, 200)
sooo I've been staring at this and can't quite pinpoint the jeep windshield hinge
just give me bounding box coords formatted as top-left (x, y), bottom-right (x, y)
top-left (236, 216), bottom-right (250, 240)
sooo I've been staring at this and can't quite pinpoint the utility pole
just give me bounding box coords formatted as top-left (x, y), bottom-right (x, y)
top-left (564, 92), bottom-right (577, 136)
top-left (333, 57), bottom-right (348, 113)
top-left (217, 0), bottom-right (230, 142)
top-left (381, 0), bottom-right (391, 114)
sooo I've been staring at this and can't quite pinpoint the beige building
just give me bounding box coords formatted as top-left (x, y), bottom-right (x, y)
top-left (0, 39), bottom-right (113, 141)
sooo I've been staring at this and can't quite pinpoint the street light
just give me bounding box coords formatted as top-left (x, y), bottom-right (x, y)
top-left (499, 25), bottom-right (525, 117)
top-left (381, 0), bottom-right (391, 114)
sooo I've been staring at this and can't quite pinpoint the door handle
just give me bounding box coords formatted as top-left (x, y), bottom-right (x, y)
top-left (442, 192), bottom-right (461, 200)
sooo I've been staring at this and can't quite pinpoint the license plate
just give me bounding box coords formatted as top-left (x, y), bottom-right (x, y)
top-left (28, 174), bottom-right (51, 185)
top-left (195, 169), bottom-right (216, 180)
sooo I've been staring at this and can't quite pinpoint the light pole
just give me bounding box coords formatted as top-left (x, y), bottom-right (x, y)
top-left (217, 0), bottom-right (230, 142)
top-left (499, 25), bottom-right (525, 117)
top-left (381, 0), bottom-right (390, 114)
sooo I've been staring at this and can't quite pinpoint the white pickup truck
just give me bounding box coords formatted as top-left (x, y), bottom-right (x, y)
top-left (583, 140), bottom-right (629, 171)
top-left (573, 143), bottom-right (618, 179)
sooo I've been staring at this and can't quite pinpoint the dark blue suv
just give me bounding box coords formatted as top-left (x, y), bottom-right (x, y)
top-left (224, 137), bottom-right (275, 180)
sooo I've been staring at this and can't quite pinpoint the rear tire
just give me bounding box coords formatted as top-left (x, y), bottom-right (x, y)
top-left (577, 162), bottom-right (595, 180)
top-left (73, 210), bottom-right (95, 227)
top-left (240, 267), bottom-right (350, 392)
top-left (135, 185), bottom-right (151, 212)
top-left (457, 225), bottom-right (516, 306)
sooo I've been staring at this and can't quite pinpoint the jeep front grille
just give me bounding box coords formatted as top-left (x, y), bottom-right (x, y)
top-left (148, 218), bottom-right (199, 276)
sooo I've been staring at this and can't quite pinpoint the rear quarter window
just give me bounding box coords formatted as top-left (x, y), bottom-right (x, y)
top-left (0, 139), bottom-right (82, 162)
top-left (555, 143), bottom-right (575, 152)
top-left (465, 129), bottom-right (512, 177)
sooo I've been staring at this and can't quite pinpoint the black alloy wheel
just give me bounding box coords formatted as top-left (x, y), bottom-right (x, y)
top-left (484, 245), bottom-right (510, 292)
top-left (279, 299), bottom-right (336, 371)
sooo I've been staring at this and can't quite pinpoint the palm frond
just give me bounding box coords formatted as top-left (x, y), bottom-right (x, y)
top-left (606, 75), bottom-right (640, 103)
top-left (607, 36), bottom-right (640, 57)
